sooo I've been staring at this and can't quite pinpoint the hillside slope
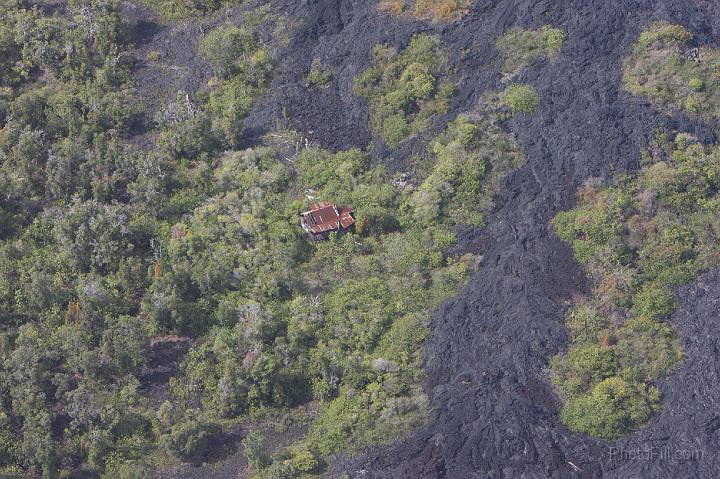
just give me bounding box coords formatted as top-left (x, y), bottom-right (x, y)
top-left (2, 0), bottom-right (720, 477)
top-left (275, 0), bottom-right (719, 478)
top-left (123, 0), bottom-right (720, 477)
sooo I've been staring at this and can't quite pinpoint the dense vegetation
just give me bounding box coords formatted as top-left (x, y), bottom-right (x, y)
top-left (550, 132), bottom-right (720, 438)
top-left (378, 0), bottom-right (473, 22)
top-left (355, 34), bottom-right (455, 147)
top-left (496, 25), bottom-right (566, 74)
top-left (0, 2), bottom-right (527, 477)
top-left (406, 112), bottom-right (524, 226)
top-left (623, 22), bottom-right (720, 120)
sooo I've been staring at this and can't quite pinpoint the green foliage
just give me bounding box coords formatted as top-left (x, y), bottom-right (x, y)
top-left (624, 22), bottom-right (720, 121)
top-left (307, 58), bottom-right (333, 88)
top-left (503, 83), bottom-right (540, 114)
top-left (406, 113), bottom-right (523, 226)
top-left (199, 26), bottom-right (269, 81)
top-left (296, 148), bottom-right (397, 219)
top-left (563, 304), bottom-right (610, 343)
top-left (634, 22), bottom-right (693, 51)
top-left (0, 2), bottom-right (524, 476)
top-left (135, 0), bottom-right (237, 20)
top-left (355, 34), bottom-right (454, 146)
top-left (560, 377), bottom-right (660, 440)
top-left (615, 317), bottom-right (684, 380)
top-left (304, 385), bottom-right (427, 456)
top-left (549, 133), bottom-right (720, 438)
top-left (551, 344), bottom-right (618, 397)
top-left (165, 418), bottom-right (222, 462)
top-left (102, 459), bottom-right (154, 479)
top-left (496, 25), bottom-right (566, 73)
top-left (242, 430), bottom-right (270, 470)
top-left (199, 25), bottom-right (273, 146)
top-left (631, 284), bottom-right (677, 320)
top-left (689, 77), bottom-right (704, 91)
top-left (290, 448), bottom-right (320, 473)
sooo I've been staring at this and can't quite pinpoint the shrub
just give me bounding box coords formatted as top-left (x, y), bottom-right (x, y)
top-left (689, 77), bottom-right (704, 91)
top-left (291, 448), bottom-right (320, 473)
top-left (378, 0), bottom-right (405, 15)
top-left (634, 22), bottom-right (692, 51)
top-left (545, 26), bottom-right (566, 51)
top-left (102, 460), bottom-right (154, 479)
top-left (615, 317), bottom-right (684, 380)
top-left (356, 210), bottom-right (401, 236)
top-left (134, 0), bottom-right (232, 20)
top-left (547, 133), bottom-right (720, 439)
top-left (504, 83), bottom-right (540, 114)
top-left (560, 377), bottom-right (660, 439)
top-left (496, 25), bottom-right (566, 73)
top-left (406, 113), bottom-right (523, 226)
top-left (165, 418), bottom-right (222, 462)
top-left (199, 26), bottom-right (268, 80)
top-left (631, 283), bottom-right (677, 320)
top-left (564, 304), bottom-right (610, 343)
top-left (307, 58), bottom-right (333, 88)
top-left (623, 23), bottom-right (720, 121)
top-left (355, 35), bottom-right (454, 146)
top-left (242, 430), bottom-right (270, 471)
top-left (265, 460), bottom-right (298, 479)
top-left (551, 344), bottom-right (618, 397)
top-left (198, 26), bottom-right (272, 145)
top-left (413, 0), bottom-right (473, 22)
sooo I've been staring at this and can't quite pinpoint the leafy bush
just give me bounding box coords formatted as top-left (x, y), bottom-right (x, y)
top-left (290, 448), bottom-right (320, 473)
top-left (615, 317), bottom-right (684, 380)
top-left (551, 344), bottom-right (618, 397)
top-left (405, 113), bottom-right (523, 226)
top-left (355, 34), bottom-right (454, 146)
top-left (504, 83), bottom-right (541, 114)
top-left (307, 58), bottom-right (333, 88)
top-left (564, 304), bottom-right (609, 343)
top-left (560, 377), bottom-right (660, 439)
top-left (631, 284), bottom-right (677, 320)
top-left (496, 25), bottom-right (566, 73)
top-left (165, 418), bottom-right (222, 462)
top-left (242, 431), bottom-right (270, 471)
top-left (634, 22), bottom-right (693, 50)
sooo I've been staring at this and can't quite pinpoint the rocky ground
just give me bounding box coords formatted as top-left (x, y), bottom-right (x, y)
top-left (123, 0), bottom-right (720, 477)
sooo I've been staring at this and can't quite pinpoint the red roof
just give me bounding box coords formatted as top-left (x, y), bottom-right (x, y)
top-left (301, 201), bottom-right (355, 235)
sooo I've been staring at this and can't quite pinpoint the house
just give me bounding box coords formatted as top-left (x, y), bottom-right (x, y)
top-left (300, 201), bottom-right (356, 241)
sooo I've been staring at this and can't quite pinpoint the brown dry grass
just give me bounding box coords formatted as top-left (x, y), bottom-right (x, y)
top-left (379, 0), bottom-right (472, 22)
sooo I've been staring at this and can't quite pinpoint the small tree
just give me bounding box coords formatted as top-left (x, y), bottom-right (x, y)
top-left (242, 430), bottom-right (270, 471)
top-left (504, 83), bottom-right (540, 114)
